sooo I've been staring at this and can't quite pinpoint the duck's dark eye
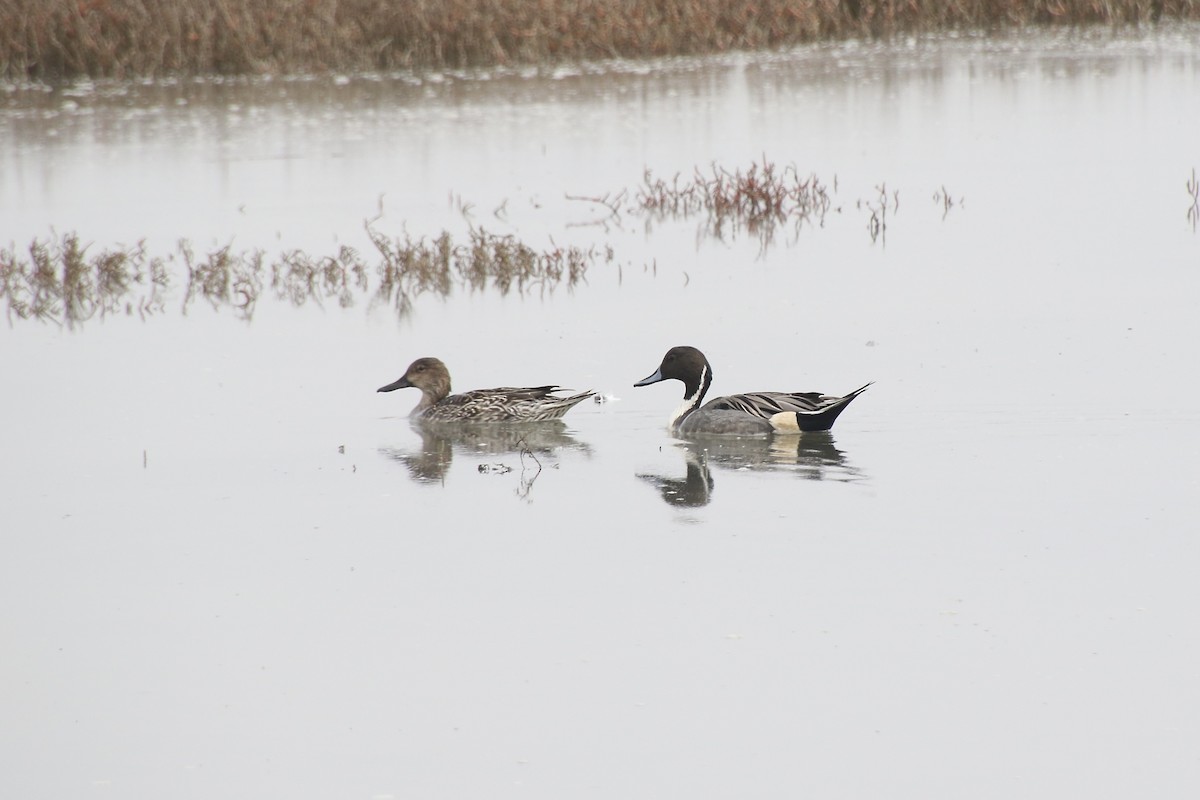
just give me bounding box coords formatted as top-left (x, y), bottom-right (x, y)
top-left (415, 365), bottom-right (425, 372)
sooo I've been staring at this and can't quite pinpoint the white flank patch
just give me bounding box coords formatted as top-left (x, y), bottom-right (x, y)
top-left (768, 411), bottom-right (802, 434)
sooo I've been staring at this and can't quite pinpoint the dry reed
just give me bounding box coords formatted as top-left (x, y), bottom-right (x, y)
top-left (0, 233), bottom-right (167, 325)
top-left (625, 158), bottom-right (969, 247)
top-left (0, 223), bottom-right (605, 326)
top-left (370, 224), bottom-right (604, 316)
top-left (2, 0), bottom-right (1195, 82)
top-left (636, 160), bottom-right (834, 244)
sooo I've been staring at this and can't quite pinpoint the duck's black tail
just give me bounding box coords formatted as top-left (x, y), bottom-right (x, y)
top-left (794, 382), bottom-right (872, 432)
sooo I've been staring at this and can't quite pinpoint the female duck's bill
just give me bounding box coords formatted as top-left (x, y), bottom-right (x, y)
top-left (635, 345), bottom-right (870, 436)
top-left (378, 356), bottom-right (594, 423)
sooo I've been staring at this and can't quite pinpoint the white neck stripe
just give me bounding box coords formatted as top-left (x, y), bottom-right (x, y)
top-left (668, 364), bottom-right (708, 428)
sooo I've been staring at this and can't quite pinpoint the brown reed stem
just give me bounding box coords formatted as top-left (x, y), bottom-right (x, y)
top-left (2, 0), bottom-right (1196, 81)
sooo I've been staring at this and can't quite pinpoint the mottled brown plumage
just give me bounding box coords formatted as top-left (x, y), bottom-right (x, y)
top-left (378, 357), bottom-right (593, 422)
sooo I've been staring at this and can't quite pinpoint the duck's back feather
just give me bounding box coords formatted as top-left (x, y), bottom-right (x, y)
top-left (421, 386), bottom-right (593, 422)
top-left (706, 391), bottom-right (833, 416)
top-left (697, 383), bottom-right (872, 432)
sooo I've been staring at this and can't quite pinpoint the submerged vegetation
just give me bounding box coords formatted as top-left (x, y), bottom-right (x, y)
top-left (369, 225), bottom-right (606, 316)
top-left (587, 158), bottom-right (959, 247)
top-left (1, 0), bottom-right (1196, 81)
top-left (636, 161), bottom-right (834, 243)
top-left (0, 224), bottom-right (604, 327)
top-left (0, 233), bottom-right (170, 324)
top-left (1, 158), bottom-right (975, 326)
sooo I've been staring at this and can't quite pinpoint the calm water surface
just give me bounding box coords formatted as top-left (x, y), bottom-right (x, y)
top-left (3, 25), bottom-right (1200, 799)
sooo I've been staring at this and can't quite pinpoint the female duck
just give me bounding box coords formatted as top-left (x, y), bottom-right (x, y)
top-left (635, 346), bottom-right (870, 436)
top-left (378, 357), bottom-right (593, 422)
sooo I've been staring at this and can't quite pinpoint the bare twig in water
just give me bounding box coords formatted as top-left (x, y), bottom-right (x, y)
top-left (450, 192), bottom-right (475, 220)
top-left (1187, 169), bottom-right (1199, 231)
top-left (866, 207), bottom-right (884, 244)
top-left (515, 437), bottom-right (543, 502)
top-left (864, 183), bottom-right (891, 245)
top-left (566, 190), bottom-right (627, 226)
top-left (933, 185), bottom-right (962, 220)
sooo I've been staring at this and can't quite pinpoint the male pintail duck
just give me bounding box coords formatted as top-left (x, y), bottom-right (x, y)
top-left (378, 357), bottom-right (594, 422)
top-left (634, 346), bottom-right (870, 436)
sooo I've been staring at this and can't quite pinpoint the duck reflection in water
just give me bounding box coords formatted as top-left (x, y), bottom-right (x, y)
top-left (637, 431), bottom-right (865, 507)
top-left (381, 420), bottom-right (592, 487)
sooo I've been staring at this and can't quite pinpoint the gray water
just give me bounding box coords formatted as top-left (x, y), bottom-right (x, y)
top-left (3, 25), bottom-right (1200, 799)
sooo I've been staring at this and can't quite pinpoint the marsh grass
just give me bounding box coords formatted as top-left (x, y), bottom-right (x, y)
top-left (369, 224), bottom-right (605, 316)
top-left (180, 242), bottom-right (263, 317)
top-left (622, 159), bottom-right (968, 249)
top-left (0, 232), bottom-right (168, 325)
top-left (273, 246), bottom-right (370, 309)
top-left (1, 223), bottom-right (607, 326)
top-left (2, 0), bottom-right (1195, 81)
top-left (1, 160), bottom-right (953, 329)
top-left (636, 161), bottom-right (834, 246)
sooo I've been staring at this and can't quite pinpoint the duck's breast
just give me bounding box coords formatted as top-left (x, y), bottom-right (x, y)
top-left (676, 405), bottom-right (774, 436)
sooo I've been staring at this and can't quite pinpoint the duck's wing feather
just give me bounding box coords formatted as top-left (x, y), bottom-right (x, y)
top-left (434, 386), bottom-right (594, 422)
top-left (487, 386), bottom-right (568, 401)
top-left (705, 383), bottom-right (873, 420)
top-left (705, 391), bottom-right (835, 419)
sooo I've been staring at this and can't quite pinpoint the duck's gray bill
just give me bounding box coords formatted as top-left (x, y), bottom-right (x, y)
top-left (633, 368), bottom-right (664, 387)
top-left (377, 377), bottom-right (412, 393)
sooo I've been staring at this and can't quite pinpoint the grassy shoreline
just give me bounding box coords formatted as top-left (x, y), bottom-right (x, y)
top-left (2, 0), bottom-right (1196, 82)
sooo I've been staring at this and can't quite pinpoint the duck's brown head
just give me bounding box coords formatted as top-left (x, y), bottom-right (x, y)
top-left (378, 357), bottom-right (452, 411)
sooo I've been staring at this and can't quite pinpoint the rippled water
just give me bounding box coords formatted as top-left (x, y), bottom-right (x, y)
top-left (3, 25), bottom-right (1200, 799)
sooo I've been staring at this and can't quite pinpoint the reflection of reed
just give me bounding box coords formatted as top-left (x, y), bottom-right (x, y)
top-left (637, 431), bottom-right (866, 507)
top-left (369, 224), bottom-right (602, 317)
top-left (631, 159), bottom-right (920, 251)
top-left (0, 224), bottom-right (604, 327)
top-left (636, 160), bottom-right (833, 250)
top-left (380, 420), bottom-right (592, 491)
top-left (0, 234), bottom-right (168, 327)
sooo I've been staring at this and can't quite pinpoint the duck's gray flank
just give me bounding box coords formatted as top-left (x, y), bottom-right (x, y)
top-left (379, 357), bottom-right (593, 422)
top-left (635, 345), bottom-right (870, 435)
